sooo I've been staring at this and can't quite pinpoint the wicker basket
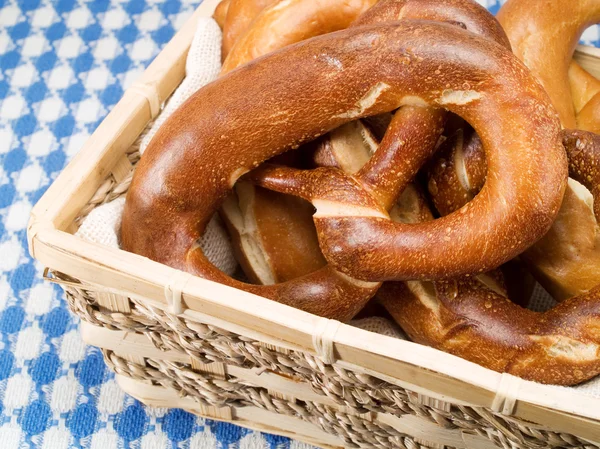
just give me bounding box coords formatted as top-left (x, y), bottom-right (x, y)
top-left (27, 1), bottom-right (600, 448)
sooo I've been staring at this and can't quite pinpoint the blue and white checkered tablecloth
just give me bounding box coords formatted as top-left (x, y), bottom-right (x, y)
top-left (0, 0), bottom-right (598, 448)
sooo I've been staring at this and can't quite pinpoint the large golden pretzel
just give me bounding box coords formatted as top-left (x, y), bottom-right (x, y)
top-left (122, 19), bottom-right (566, 320)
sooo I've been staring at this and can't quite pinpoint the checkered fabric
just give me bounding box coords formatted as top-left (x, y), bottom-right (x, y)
top-left (0, 0), bottom-right (598, 448)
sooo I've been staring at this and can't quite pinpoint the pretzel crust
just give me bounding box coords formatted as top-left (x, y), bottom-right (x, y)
top-left (213, 0), bottom-right (231, 29)
top-left (380, 277), bottom-right (600, 385)
top-left (221, 0), bottom-right (280, 60)
top-left (380, 164), bottom-right (600, 386)
top-left (497, 0), bottom-right (600, 128)
top-left (221, 184), bottom-right (326, 284)
top-left (220, 0), bottom-right (511, 286)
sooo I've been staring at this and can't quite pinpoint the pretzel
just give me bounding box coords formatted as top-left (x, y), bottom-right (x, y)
top-left (497, 0), bottom-right (600, 129)
top-left (221, 0), bottom-right (280, 61)
top-left (221, 0), bottom-right (513, 284)
top-left (428, 127), bottom-right (600, 302)
top-left (220, 0), bottom-right (380, 284)
top-left (221, 184), bottom-right (326, 284)
top-left (221, 0), bottom-right (516, 73)
top-left (221, 0), bottom-right (517, 289)
top-left (244, 134), bottom-right (596, 384)
top-left (385, 131), bottom-right (600, 385)
top-left (498, 0), bottom-right (600, 137)
top-left (379, 262), bottom-right (600, 385)
top-left (122, 21), bottom-right (567, 323)
top-left (221, 0), bottom-right (378, 73)
top-left (352, 0), bottom-right (510, 49)
top-left (221, 120), bottom-right (380, 285)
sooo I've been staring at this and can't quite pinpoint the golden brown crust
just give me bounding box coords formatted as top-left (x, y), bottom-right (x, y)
top-left (221, 0), bottom-right (378, 73)
top-left (223, 0), bottom-right (512, 74)
top-left (219, 0), bottom-right (381, 287)
top-left (521, 178), bottom-right (600, 301)
top-left (496, 2), bottom-right (600, 301)
top-left (221, 0), bottom-right (280, 61)
top-left (354, 0), bottom-right (510, 49)
top-left (426, 130), bottom-right (534, 306)
top-left (221, 0), bottom-right (508, 288)
top-left (221, 0), bottom-right (378, 287)
top-left (213, 0), bottom-right (231, 29)
top-left (426, 128), bottom-right (600, 302)
top-left (356, 106), bottom-right (446, 211)
top-left (497, 0), bottom-right (600, 128)
top-left (123, 22), bottom-right (565, 318)
top-left (220, 184), bottom-right (326, 284)
top-left (377, 183), bottom-right (600, 386)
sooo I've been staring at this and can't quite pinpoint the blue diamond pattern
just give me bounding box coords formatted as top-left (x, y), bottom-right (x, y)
top-left (0, 0), bottom-right (598, 448)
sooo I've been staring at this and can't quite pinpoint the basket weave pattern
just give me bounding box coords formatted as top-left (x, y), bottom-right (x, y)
top-left (54, 242), bottom-right (592, 449)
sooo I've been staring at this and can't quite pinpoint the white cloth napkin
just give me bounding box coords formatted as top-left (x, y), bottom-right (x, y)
top-left (76, 18), bottom-right (238, 276)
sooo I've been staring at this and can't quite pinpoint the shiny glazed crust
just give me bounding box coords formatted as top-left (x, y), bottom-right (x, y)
top-left (221, 0), bottom-right (378, 73)
top-left (492, 0), bottom-right (600, 300)
top-left (222, 0), bottom-right (514, 285)
top-left (497, 0), bottom-right (600, 128)
top-left (221, 0), bottom-right (280, 60)
top-left (381, 153), bottom-right (600, 386)
top-left (123, 22), bottom-right (566, 320)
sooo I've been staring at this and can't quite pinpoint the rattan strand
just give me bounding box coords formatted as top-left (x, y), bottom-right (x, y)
top-left (102, 349), bottom-right (595, 449)
top-left (57, 276), bottom-right (593, 449)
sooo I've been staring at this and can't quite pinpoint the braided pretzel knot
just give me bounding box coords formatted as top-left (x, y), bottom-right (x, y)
top-left (219, 0), bottom-right (514, 283)
top-left (122, 17), bottom-right (566, 324)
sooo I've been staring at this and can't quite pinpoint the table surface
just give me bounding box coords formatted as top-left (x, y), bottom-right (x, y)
top-left (0, 0), bottom-right (599, 448)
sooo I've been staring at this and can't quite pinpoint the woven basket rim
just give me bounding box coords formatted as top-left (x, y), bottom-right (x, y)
top-left (27, 0), bottom-right (600, 440)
